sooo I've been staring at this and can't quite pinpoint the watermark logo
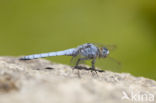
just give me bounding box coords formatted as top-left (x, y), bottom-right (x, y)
top-left (121, 87), bottom-right (155, 102)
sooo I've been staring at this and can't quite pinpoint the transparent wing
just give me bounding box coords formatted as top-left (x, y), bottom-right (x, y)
top-left (70, 43), bottom-right (120, 72)
top-left (93, 43), bottom-right (117, 51)
top-left (93, 43), bottom-right (121, 72)
top-left (95, 57), bottom-right (121, 72)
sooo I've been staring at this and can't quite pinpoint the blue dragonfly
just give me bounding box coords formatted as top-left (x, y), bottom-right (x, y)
top-left (20, 43), bottom-right (118, 71)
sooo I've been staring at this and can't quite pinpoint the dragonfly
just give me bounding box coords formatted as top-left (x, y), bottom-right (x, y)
top-left (20, 43), bottom-right (118, 71)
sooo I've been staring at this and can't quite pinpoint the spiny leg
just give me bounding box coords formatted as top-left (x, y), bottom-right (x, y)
top-left (91, 58), bottom-right (98, 75)
top-left (73, 58), bottom-right (89, 78)
top-left (91, 58), bottom-right (96, 70)
top-left (74, 58), bottom-right (89, 68)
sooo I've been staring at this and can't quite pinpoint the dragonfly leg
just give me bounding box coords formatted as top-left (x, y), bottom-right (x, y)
top-left (75, 58), bottom-right (88, 68)
top-left (91, 58), bottom-right (96, 70)
top-left (90, 58), bottom-right (98, 76)
top-left (74, 57), bottom-right (88, 78)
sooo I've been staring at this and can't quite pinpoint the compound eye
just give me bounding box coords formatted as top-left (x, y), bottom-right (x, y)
top-left (102, 48), bottom-right (109, 56)
top-left (103, 50), bottom-right (106, 54)
top-left (103, 48), bottom-right (107, 53)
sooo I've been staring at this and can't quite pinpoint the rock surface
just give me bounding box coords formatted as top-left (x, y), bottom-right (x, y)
top-left (0, 56), bottom-right (155, 103)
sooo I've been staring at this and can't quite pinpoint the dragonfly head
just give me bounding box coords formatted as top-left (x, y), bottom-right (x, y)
top-left (100, 47), bottom-right (109, 58)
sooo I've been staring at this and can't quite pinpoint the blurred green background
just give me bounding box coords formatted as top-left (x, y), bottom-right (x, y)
top-left (0, 0), bottom-right (156, 79)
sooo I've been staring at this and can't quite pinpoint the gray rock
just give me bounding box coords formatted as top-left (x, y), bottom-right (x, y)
top-left (0, 56), bottom-right (155, 103)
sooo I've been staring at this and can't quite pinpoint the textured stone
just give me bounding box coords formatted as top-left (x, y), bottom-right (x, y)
top-left (0, 56), bottom-right (155, 103)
